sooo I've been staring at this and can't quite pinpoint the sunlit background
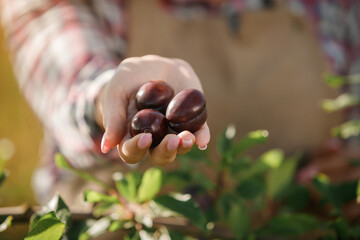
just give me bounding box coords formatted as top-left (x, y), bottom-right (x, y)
top-left (0, 28), bottom-right (42, 206)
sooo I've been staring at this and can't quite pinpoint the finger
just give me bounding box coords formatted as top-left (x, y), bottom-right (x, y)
top-left (118, 133), bottom-right (152, 164)
top-left (150, 134), bottom-right (180, 166)
top-left (101, 85), bottom-right (128, 153)
top-left (177, 131), bottom-right (195, 155)
top-left (194, 122), bottom-right (210, 150)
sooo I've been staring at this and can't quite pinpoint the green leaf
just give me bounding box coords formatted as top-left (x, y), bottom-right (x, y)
top-left (192, 172), bottom-right (216, 191)
top-left (229, 156), bottom-right (252, 176)
top-left (55, 153), bottom-right (111, 190)
top-left (79, 230), bottom-right (90, 239)
top-left (251, 195), bottom-right (266, 211)
top-left (164, 171), bottom-right (192, 191)
top-left (332, 120), bottom-right (360, 139)
top-left (323, 73), bottom-right (360, 87)
top-left (218, 192), bottom-right (235, 221)
top-left (218, 193), bottom-right (250, 239)
top-left (238, 161), bottom-right (267, 181)
top-left (322, 93), bottom-right (360, 113)
top-left (79, 217), bottom-right (111, 240)
top-left (154, 194), bottom-right (206, 230)
top-left (357, 179), bottom-right (360, 204)
top-left (30, 194), bottom-right (71, 231)
top-left (335, 180), bottom-right (358, 204)
top-left (84, 190), bottom-right (119, 204)
top-left (258, 214), bottom-right (319, 237)
top-left (124, 230), bottom-right (140, 240)
top-left (324, 73), bottom-right (346, 88)
top-left (0, 216), bottom-right (12, 233)
top-left (329, 218), bottom-right (349, 240)
top-left (312, 174), bottom-right (340, 208)
top-left (29, 214), bottom-right (42, 232)
top-left (227, 201), bottom-right (250, 240)
top-left (282, 184), bottom-right (310, 211)
top-left (246, 234), bottom-right (256, 240)
top-left (322, 236), bottom-right (337, 240)
top-left (48, 194), bottom-right (71, 227)
top-left (109, 220), bottom-right (123, 232)
top-left (114, 172), bottom-right (141, 202)
top-left (65, 220), bottom-right (89, 240)
top-left (349, 225), bottom-right (360, 239)
top-left (236, 177), bottom-right (265, 200)
top-left (137, 168), bottom-right (163, 203)
top-left (217, 124), bottom-right (237, 156)
top-left (168, 229), bottom-right (187, 240)
top-left (260, 149), bottom-right (284, 169)
top-left (229, 129), bottom-right (269, 158)
top-left (266, 157), bottom-right (297, 199)
top-left (178, 156), bottom-right (193, 172)
top-left (93, 202), bottom-right (116, 217)
top-left (25, 212), bottom-right (66, 240)
top-left (312, 175), bottom-right (357, 210)
top-left (168, 229), bottom-right (197, 240)
top-left (180, 145), bottom-right (210, 164)
top-left (238, 149), bottom-right (283, 181)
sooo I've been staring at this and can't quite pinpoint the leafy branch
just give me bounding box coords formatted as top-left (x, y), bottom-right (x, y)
top-left (1, 126), bottom-right (360, 239)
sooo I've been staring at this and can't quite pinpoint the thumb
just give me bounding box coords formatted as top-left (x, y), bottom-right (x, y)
top-left (101, 88), bottom-right (129, 153)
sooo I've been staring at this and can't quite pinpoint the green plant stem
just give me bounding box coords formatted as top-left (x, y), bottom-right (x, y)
top-left (55, 154), bottom-right (113, 191)
top-left (55, 154), bottom-right (137, 220)
top-left (71, 168), bottom-right (113, 191)
top-left (107, 189), bottom-right (139, 222)
top-left (108, 189), bottom-right (130, 207)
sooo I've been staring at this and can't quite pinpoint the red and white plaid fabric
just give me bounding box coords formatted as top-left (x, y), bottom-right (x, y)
top-left (295, 0), bottom-right (360, 75)
top-left (1, 0), bottom-right (127, 169)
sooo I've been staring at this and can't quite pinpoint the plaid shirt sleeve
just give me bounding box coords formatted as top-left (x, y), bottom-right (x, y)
top-left (0, 0), bottom-right (127, 168)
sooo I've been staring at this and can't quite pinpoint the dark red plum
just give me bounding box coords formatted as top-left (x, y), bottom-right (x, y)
top-left (130, 109), bottom-right (168, 147)
top-left (135, 80), bottom-right (174, 114)
top-left (166, 89), bottom-right (207, 133)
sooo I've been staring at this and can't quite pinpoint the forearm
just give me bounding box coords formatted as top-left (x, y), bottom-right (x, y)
top-left (0, 0), bottom-right (126, 167)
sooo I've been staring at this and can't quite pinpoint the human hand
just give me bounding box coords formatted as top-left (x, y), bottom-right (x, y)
top-left (97, 55), bottom-right (210, 165)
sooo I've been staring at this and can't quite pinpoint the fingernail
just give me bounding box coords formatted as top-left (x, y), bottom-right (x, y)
top-left (101, 134), bottom-right (111, 153)
top-left (167, 136), bottom-right (180, 151)
top-left (137, 133), bottom-right (152, 149)
top-left (198, 145), bottom-right (207, 151)
top-left (182, 137), bottom-right (194, 148)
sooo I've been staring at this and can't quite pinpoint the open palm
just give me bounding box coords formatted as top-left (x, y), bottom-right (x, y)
top-left (99, 55), bottom-right (210, 165)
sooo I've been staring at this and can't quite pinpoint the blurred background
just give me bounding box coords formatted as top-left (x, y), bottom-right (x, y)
top-left (0, 0), bottom-right (344, 207)
top-left (0, 29), bottom-right (42, 206)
